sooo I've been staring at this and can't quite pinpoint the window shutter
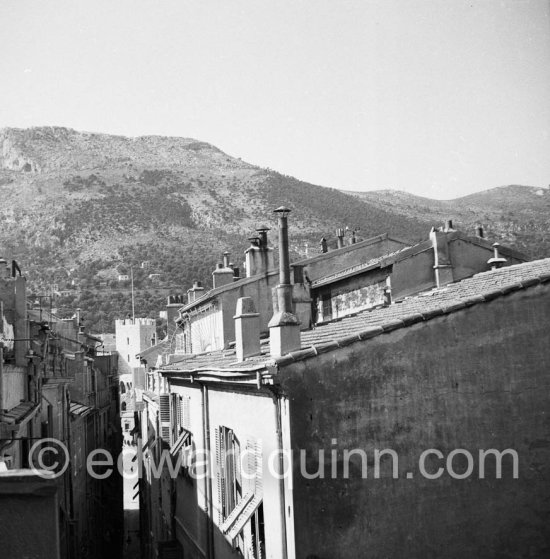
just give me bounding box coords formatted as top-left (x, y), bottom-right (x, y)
top-left (182, 396), bottom-right (191, 430)
top-left (221, 436), bottom-right (264, 541)
top-left (159, 394), bottom-right (171, 445)
top-left (214, 427), bottom-right (226, 526)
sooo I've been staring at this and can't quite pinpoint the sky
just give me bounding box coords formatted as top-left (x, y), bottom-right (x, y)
top-left (1, 0), bottom-right (549, 199)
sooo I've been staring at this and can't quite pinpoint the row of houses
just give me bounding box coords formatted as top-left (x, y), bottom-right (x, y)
top-left (134, 210), bottom-right (550, 558)
top-left (0, 259), bottom-right (123, 559)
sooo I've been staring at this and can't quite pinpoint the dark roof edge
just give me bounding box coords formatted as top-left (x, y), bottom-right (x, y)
top-left (450, 231), bottom-right (529, 261)
top-left (275, 270), bottom-right (550, 367)
top-left (312, 240), bottom-right (433, 288)
top-left (291, 233), bottom-right (412, 267)
top-left (179, 270), bottom-right (279, 312)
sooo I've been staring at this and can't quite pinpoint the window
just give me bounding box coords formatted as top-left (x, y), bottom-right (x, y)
top-left (127, 337), bottom-right (130, 345)
top-left (175, 332), bottom-right (186, 354)
top-left (218, 426), bottom-right (242, 519)
top-left (166, 394), bottom-right (193, 474)
top-left (215, 427), bottom-right (265, 558)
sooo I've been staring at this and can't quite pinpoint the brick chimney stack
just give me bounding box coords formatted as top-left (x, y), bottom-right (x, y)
top-left (269, 207), bottom-right (300, 357)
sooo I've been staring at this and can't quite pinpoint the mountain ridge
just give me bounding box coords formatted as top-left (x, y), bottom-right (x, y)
top-left (1, 126), bottom-right (548, 333)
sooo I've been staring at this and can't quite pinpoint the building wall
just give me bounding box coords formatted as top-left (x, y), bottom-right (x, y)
top-left (279, 284), bottom-right (550, 559)
top-left (182, 274), bottom-right (278, 354)
top-left (0, 274), bottom-right (28, 365)
top-left (115, 318), bottom-right (156, 375)
top-left (390, 246), bottom-right (435, 297)
top-left (295, 236), bottom-right (409, 282)
top-left (150, 382), bottom-right (287, 559)
top-left (0, 472), bottom-right (61, 559)
top-left (168, 383), bottom-right (208, 558)
top-left (1, 364), bottom-right (26, 410)
top-left (448, 237), bottom-right (526, 282)
top-left (188, 307), bottom-right (224, 353)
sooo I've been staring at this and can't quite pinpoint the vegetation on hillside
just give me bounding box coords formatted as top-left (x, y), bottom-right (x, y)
top-left (1, 126), bottom-right (547, 334)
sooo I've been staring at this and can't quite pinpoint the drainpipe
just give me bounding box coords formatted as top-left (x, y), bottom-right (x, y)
top-left (202, 383), bottom-right (214, 557)
top-left (275, 396), bottom-right (289, 559)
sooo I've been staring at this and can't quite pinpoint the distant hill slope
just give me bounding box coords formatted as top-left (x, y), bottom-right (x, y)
top-left (347, 185), bottom-right (550, 259)
top-left (1, 127), bottom-right (547, 333)
top-left (0, 127), bottom-right (431, 332)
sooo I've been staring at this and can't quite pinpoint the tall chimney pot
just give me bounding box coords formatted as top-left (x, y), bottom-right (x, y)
top-left (256, 226), bottom-right (270, 249)
top-left (487, 242), bottom-right (507, 270)
top-left (336, 228), bottom-right (345, 249)
top-left (269, 207), bottom-right (300, 357)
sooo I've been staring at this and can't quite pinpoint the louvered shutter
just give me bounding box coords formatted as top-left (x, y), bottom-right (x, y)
top-left (182, 396), bottom-right (191, 430)
top-left (172, 394), bottom-right (182, 444)
top-left (159, 394), bottom-right (171, 445)
top-left (221, 436), bottom-right (264, 541)
top-left (214, 427), bottom-right (226, 526)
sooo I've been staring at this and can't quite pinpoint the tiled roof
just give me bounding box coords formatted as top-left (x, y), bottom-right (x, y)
top-left (161, 347), bottom-right (275, 374)
top-left (311, 243), bottom-right (426, 287)
top-left (138, 339), bottom-right (168, 360)
top-left (0, 401), bottom-right (40, 425)
top-left (160, 258), bottom-right (550, 374)
top-left (292, 233), bottom-right (411, 267)
top-left (310, 231), bottom-right (528, 289)
top-left (70, 402), bottom-right (94, 418)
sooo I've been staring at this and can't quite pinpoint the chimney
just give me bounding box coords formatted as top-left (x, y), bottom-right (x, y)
top-left (234, 297), bottom-right (261, 361)
top-left (212, 257), bottom-right (234, 288)
top-left (320, 237), bottom-right (328, 253)
top-left (0, 258), bottom-right (9, 278)
top-left (443, 220), bottom-right (454, 232)
top-left (257, 226), bottom-right (269, 249)
top-left (487, 243), bottom-right (507, 270)
top-left (187, 281), bottom-right (205, 304)
top-left (383, 276), bottom-right (392, 306)
top-left (166, 294), bottom-right (185, 341)
top-left (244, 228), bottom-right (274, 277)
top-left (350, 230), bottom-right (357, 245)
top-left (476, 225), bottom-right (484, 238)
top-left (336, 228), bottom-right (345, 249)
top-left (429, 228), bottom-right (454, 287)
top-left (268, 207), bottom-right (300, 357)
top-left (245, 238), bottom-right (260, 277)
